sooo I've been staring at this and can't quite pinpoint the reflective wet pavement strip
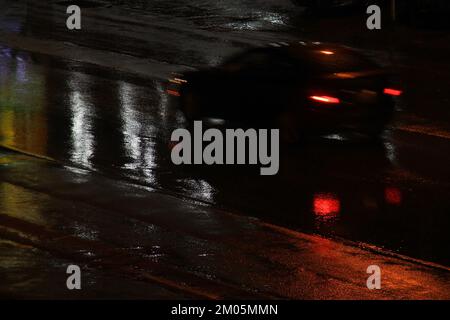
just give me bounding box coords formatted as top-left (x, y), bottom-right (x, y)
top-left (1, 150), bottom-right (449, 299)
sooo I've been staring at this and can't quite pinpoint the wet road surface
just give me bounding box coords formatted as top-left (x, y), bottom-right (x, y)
top-left (0, 0), bottom-right (450, 298)
top-left (1, 149), bottom-right (450, 299)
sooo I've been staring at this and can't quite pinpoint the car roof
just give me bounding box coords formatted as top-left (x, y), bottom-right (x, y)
top-left (266, 41), bottom-right (380, 73)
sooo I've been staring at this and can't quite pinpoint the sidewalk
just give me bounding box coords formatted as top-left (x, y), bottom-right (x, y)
top-left (1, 148), bottom-right (449, 299)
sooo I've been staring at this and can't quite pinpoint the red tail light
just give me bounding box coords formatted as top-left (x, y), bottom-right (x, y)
top-left (309, 95), bottom-right (340, 104)
top-left (166, 89), bottom-right (180, 97)
top-left (383, 88), bottom-right (402, 96)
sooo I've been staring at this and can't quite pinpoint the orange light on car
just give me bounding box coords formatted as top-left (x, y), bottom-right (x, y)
top-left (320, 50), bottom-right (334, 55)
top-left (309, 95), bottom-right (340, 104)
top-left (383, 88), bottom-right (402, 96)
top-left (169, 78), bottom-right (187, 84)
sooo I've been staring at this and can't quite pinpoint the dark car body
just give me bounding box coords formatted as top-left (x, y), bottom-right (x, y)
top-left (167, 41), bottom-right (401, 140)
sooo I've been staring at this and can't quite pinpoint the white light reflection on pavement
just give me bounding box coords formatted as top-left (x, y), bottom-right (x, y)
top-left (69, 73), bottom-right (95, 169)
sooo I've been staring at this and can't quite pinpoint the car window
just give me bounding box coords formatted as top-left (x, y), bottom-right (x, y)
top-left (307, 51), bottom-right (378, 73)
top-left (222, 50), bottom-right (274, 72)
top-left (221, 49), bottom-right (301, 79)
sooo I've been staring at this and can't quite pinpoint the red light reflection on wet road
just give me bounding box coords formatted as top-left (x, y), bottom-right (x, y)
top-left (313, 193), bottom-right (341, 217)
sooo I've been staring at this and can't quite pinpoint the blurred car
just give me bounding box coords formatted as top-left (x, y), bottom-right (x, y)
top-left (167, 41), bottom-right (402, 142)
